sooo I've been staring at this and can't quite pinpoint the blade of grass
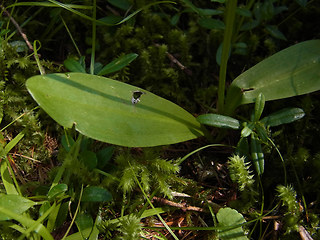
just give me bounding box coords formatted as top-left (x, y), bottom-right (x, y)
top-left (90, 0), bottom-right (96, 75)
top-left (7, 2), bottom-right (92, 9)
top-left (0, 106), bottom-right (39, 132)
top-left (93, 168), bottom-right (120, 182)
top-left (4, 132), bottom-right (24, 154)
top-left (8, 1), bottom-right (175, 26)
top-left (61, 185), bottom-right (84, 240)
top-left (115, 1), bottom-right (176, 25)
top-left (46, 202), bottom-right (61, 232)
top-left (176, 144), bottom-right (231, 165)
top-left (267, 137), bottom-right (287, 185)
top-left (61, 16), bottom-right (81, 57)
top-left (218, 0), bottom-right (237, 113)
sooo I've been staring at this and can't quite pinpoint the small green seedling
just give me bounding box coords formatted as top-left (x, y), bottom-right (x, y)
top-left (197, 93), bottom-right (305, 175)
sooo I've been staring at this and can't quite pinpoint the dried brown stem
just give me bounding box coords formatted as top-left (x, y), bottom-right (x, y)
top-left (1, 5), bottom-right (45, 74)
top-left (1, 5), bottom-right (34, 51)
top-left (153, 196), bottom-right (204, 212)
top-left (154, 43), bottom-right (193, 76)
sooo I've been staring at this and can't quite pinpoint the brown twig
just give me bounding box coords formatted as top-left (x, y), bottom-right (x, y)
top-left (154, 43), bottom-right (193, 76)
top-left (1, 5), bottom-right (34, 52)
top-left (153, 196), bottom-right (204, 212)
top-left (1, 5), bottom-right (45, 74)
top-left (299, 225), bottom-right (313, 240)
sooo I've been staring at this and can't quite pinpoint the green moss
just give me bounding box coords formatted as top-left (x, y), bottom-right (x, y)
top-left (0, 39), bottom-right (60, 174)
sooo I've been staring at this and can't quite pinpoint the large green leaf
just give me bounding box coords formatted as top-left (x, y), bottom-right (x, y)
top-left (225, 40), bottom-right (320, 115)
top-left (26, 73), bottom-right (205, 147)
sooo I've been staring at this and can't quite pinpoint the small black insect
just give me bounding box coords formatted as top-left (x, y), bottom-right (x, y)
top-left (131, 90), bottom-right (145, 104)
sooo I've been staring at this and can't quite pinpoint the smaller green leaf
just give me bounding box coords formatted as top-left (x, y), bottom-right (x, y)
top-left (39, 201), bottom-right (51, 217)
top-left (233, 42), bottom-right (247, 49)
top-left (236, 7), bottom-right (252, 17)
top-left (55, 202), bottom-right (69, 228)
top-left (81, 186), bottom-right (112, 202)
top-left (240, 20), bottom-right (259, 31)
top-left (198, 8), bottom-right (223, 16)
top-left (4, 132), bottom-right (24, 154)
top-left (254, 93), bottom-right (265, 121)
top-left (250, 134), bottom-right (264, 175)
top-left (274, 6), bottom-right (288, 15)
top-left (76, 213), bottom-right (94, 238)
top-left (93, 62), bottom-right (103, 74)
top-left (80, 136), bottom-right (93, 151)
top-left (253, 2), bottom-right (262, 20)
top-left (65, 229), bottom-right (94, 240)
top-left (79, 56), bottom-right (86, 69)
top-left (197, 114), bottom-right (240, 129)
top-left (97, 146), bottom-right (114, 169)
top-left (46, 202), bottom-right (61, 232)
top-left (216, 42), bottom-right (231, 65)
top-left (211, 0), bottom-right (225, 3)
top-left (80, 150), bottom-right (98, 171)
top-left (0, 194), bottom-right (36, 221)
top-left (295, 0), bottom-right (307, 7)
top-left (170, 14), bottom-right (180, 25)
top-left (241, 122), bottom-right (255, 138)
top-left (236, 137), bottom-right (249, 158)
top-left (260, 1), bottom-right (275, 20)
top-left (266, 25), bottom-right (287, 41)
top-left (64, 58), bottom-right (86, 73)
top-left (61, 134), bottom-right (75, 152)
top-left (217, 207), bottom-right (248, 240)
top-left (97, 53), bottom-right (138, 76)
top-left (48, 184), bottom-right (68, 200)
top-left (108, 0), bottom-right (131, 10)
top-left (255, 123), bottom-right (268, 143)
top-left (1, 161), bottom-right (18, 195)
top-left (198, 18), bottom-right (225, 30)
top-left (180, 0), bottom-right (201, 14)
top-left (261, 108), bottom-right (305, 127)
